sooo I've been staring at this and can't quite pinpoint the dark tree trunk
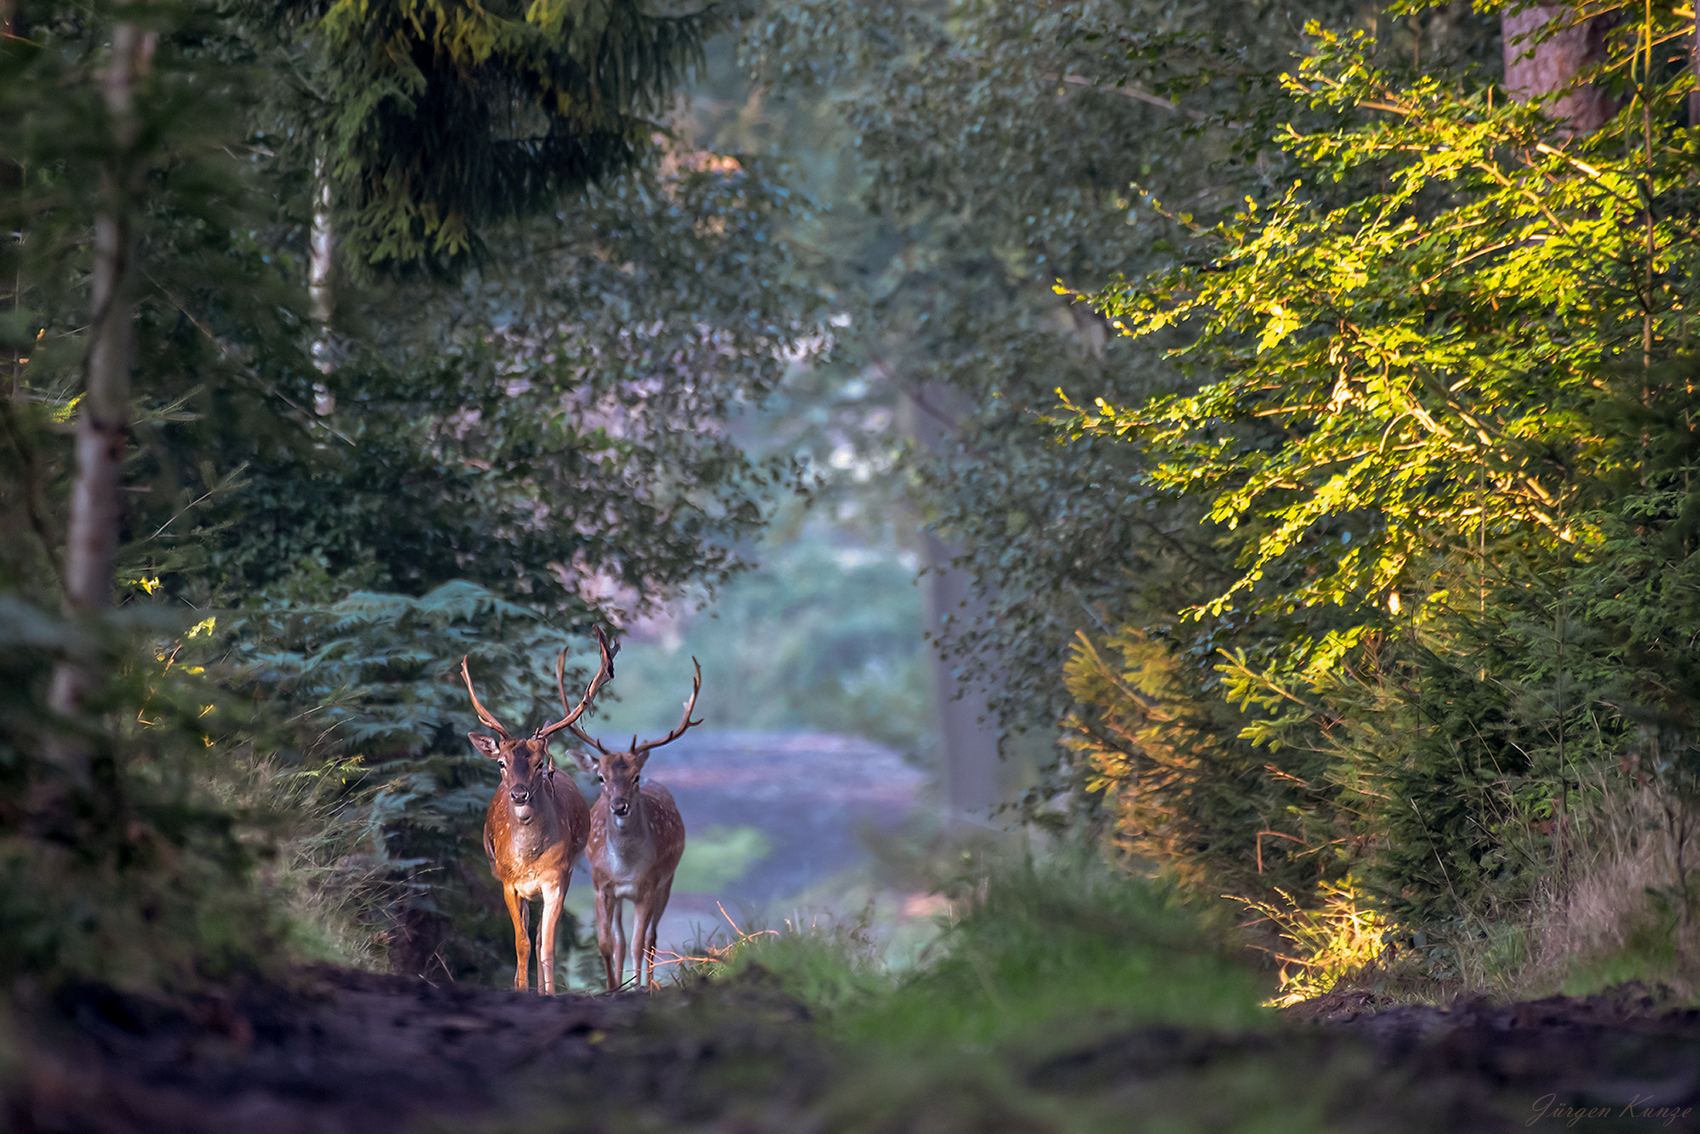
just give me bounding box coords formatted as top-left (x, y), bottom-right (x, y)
top-left (1691, 7), bottom-right (1700, 128)
top-left (1503, 5), bottom-right (1616, 134)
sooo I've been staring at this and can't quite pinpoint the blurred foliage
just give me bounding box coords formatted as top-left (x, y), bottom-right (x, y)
top-left (739, 0), bottom-right (1501, 737)
top-left (726, 847), bottom-right (1270, 1041)
top-left (739, 0), bottom-right (1700, 1001)
top-left (0, 600), bottom-right (286, 991)
top-left (596, 518), bottom-right (933, 760)
top-left (151, 151), bottom-right (822, 614)
top-left (673, 824), bottom-right (773, 892)
top-left (736, 0), bottom-right (1500, 916)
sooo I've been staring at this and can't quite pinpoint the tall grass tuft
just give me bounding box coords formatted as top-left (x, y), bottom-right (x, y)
top-left (1456, 784), bottom-right (1700, 1001)
top-left (229, 756), bottom-right (389, 971)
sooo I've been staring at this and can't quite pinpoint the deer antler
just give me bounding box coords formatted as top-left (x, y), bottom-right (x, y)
top-left (540, 626), bottom-right (619, 740)
top-left (633, 657), bottom-right (703, 755)
top-left (460, 656), bottom-right (512, 740)
top-left (570, 657), bottom-right (702, 758)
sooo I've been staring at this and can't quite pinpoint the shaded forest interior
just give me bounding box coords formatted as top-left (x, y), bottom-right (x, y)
top-left (12, 0), bottom-right (1700, 1130)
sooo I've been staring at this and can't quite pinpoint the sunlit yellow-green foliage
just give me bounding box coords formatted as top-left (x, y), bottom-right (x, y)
top-left (1235, 882), bottom-right (1390, 1006)
top-left (1074, 16), bottom-right (1698, 678)
top-left (1060, 2), bottom-right (1700, 974)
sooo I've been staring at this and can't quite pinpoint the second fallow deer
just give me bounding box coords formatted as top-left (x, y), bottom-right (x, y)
top-left (462, 629), bottom-right (617, 994)
top-left (566, 657), bottom-right (701, 991)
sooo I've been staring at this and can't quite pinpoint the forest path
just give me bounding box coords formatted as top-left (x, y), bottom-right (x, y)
top-left (15, 972), bottom-right (1700, 1132)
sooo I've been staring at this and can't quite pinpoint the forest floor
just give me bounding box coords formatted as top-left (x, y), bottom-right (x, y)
top-left (8, 967), bottom-right (1700, 1134)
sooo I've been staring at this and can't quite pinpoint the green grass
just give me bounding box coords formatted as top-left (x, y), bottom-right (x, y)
top-left (723, 849), bottom-right (1274, 1049)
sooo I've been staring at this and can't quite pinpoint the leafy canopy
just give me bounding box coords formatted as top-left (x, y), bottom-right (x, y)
top-left (1073, 15), bottom-right (1699, 679)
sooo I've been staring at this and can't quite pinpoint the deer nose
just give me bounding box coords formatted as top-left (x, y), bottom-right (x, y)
top-left (510, 788), bottom-right (531, 806)
top-left (612, 800), bottom-right (630, 817)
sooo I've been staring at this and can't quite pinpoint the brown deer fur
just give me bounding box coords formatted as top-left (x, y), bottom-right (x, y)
top-left (462, 631), bottom-right (616, 993)
top-left (567, 659), bottom-right (699, 990)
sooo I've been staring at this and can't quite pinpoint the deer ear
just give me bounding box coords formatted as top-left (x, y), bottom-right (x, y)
top-left (569, 747), bottom-right (597, 776)
top-left (468, 733), bottom-right (503, 760)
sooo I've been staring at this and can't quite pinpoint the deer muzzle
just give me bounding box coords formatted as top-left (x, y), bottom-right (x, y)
top-left (510, 788), bottom-right (533, 822)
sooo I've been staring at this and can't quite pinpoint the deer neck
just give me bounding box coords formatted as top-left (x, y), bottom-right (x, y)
top-left (606, 790), bottom-right (652, 853)
top-left (504, 787), bottom-right (561, 862)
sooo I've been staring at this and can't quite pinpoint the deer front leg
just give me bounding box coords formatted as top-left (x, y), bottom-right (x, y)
top-left (594, 883), bottom-right (619, 991)
top-left (504, 886), bottom-right (532, 991)
top-left (612, 896), bottom-right (629, 991)
top-left (537, 879), bottom-right (566, 995)
top-left (629, 897), bottom-right (646, 986)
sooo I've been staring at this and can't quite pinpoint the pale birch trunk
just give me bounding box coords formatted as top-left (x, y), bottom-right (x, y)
top-left (45, 20), bottom-right (151, 784)
top-left (309, 155), bottom-right (336, 407)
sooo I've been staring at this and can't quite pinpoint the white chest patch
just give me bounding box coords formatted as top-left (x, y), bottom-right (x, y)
top-left (602, 830), bottom-right (655, 900)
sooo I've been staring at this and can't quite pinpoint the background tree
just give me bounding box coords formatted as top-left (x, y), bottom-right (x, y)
top-left (745, 0), bottom-right (1494, 860)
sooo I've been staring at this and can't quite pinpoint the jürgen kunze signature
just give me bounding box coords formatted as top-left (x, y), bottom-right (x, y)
top-left (1527, 1093), bottom-right (1693, 1127)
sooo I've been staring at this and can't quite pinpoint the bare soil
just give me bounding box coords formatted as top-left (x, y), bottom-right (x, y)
top-left (8, 969), bottom-right (1700, 1133)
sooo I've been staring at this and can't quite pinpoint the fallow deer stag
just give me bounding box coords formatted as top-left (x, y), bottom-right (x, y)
top-left (565, 657), bottom-right (700, 991)
top-left (462, 629), bottom-right (617, 994)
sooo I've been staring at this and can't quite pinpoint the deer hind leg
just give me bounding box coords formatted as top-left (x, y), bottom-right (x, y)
top-left (537, 880), bottom-right (566, 996)
top-left (638, 878), bottom-right (675, 989)
top-left (504, 886), bottom-right (532, 991)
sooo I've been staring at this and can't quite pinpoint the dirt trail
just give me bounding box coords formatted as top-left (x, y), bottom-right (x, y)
top-left (12, 971), bottom-right (1700, 1133)
top-left (13, 969), bottom-right (641, 1134)
top-left (14, 735), bottom-right (1700, 1132)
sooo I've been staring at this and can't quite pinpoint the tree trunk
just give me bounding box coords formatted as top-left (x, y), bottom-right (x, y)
top-left (45, 19), bottom-right (151, 784)
top-left (1503, 5), bottom-right (1615, 134)
top-left (309, 154), bottom-right (336, 410)
top-left (1691, 6), bottom-right (1699, 128)
top-left (898, 380), bottom-right (1003, 820)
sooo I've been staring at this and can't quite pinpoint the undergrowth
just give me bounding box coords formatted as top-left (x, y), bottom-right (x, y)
top-left (1234, 882), bottom-right (1390, 1007)
top-left (718, 848), bottom-right (1272, 1045)
top-left (1444, 783), bottom-right (1700, 1002)
top-left (562, 848), bottom-right (1460, 1134)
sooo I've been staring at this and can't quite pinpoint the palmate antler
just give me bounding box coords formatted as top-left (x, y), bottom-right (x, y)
top-left (568, 656), bottom-right (702, 758)
top-left (462, 626), bottom-right (619, 741)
